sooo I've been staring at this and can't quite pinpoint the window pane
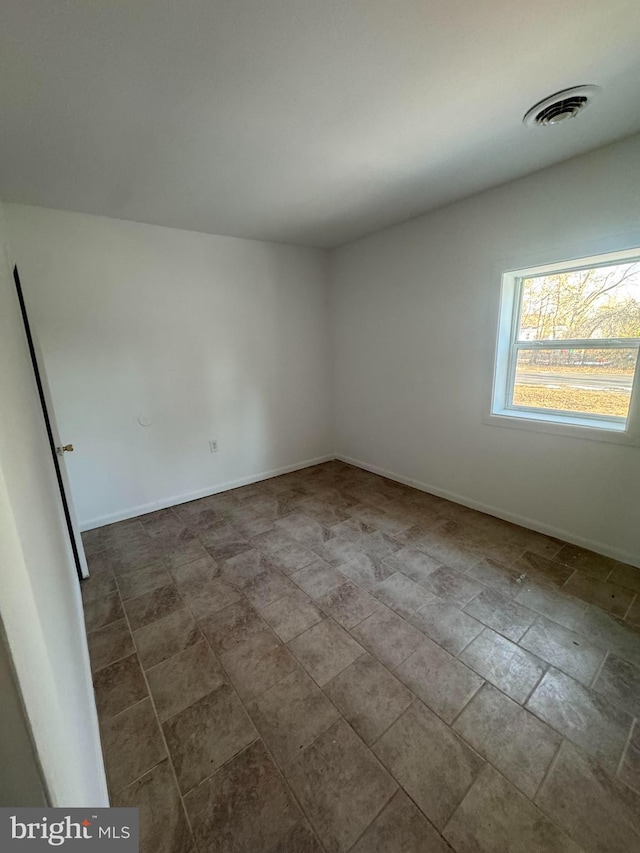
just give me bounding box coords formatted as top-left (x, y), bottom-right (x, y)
top-left (511, 348), bottom-right (638, 419)
top-left (518, 261), bottom-right (640, 342)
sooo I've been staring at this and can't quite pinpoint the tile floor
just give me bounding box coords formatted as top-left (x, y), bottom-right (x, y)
top-left (81, 460), bottom-right (640, 853)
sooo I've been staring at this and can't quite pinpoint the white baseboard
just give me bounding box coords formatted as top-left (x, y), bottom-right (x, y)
top-left (80, 454), bottom-right (336, 530)
top-left (336, 454), bottom-right (640, 569)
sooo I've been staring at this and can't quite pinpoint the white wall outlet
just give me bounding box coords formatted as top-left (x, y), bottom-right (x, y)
top-left (209, 439), bottom-right (218, 453)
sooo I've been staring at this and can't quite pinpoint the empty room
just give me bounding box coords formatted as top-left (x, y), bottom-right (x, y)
top-left (1, 2), bottom-right (640, 852)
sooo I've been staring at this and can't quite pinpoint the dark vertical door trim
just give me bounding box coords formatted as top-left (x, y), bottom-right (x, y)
top-left (13, 265), bottom-right (83, 583)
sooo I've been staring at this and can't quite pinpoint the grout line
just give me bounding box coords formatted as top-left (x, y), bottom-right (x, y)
top-left (616, 718), bottom-right (636, 778)
top-left (454, 628), bottom-right (483, 660)
top-left (440, 762), bottom-right (490, 840)
top-left (113, 539), bottom-right (201, 851)
top-left (342, 780), bottom-right (398, 852)
top-left (100, 694), bottom-right (150, 723)
top-left (522, 663), bottom-right (549, 708)
top-left (622, 592), bottom-right (637, 623)
top-left (532, 736), bottom-right (564, 802)
top-left (91, 648), bottom-right (139, 677)
top-left (368, 697), bottom-right (417, 751)
top-left (589, 649), bottom-right (609, 689)
top-left (110, 758), bottom-right (168, 796)
top-left (559, 568), bottom-right (578, 589)
top-left (449, 680), bottom-right (486, 728)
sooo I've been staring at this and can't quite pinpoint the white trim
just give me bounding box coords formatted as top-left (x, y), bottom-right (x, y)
top-left (80, 454), bottom-right (335, 530)
top-left (481, 410), bottom-right (638, 444)
top-left (488, 244), bottom-right (640, 445)
top-left (336, 453), bottom-right (640, 569)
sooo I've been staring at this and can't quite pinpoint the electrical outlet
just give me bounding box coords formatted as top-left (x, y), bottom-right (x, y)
top-left (209, 439), bottom-right (218, 453)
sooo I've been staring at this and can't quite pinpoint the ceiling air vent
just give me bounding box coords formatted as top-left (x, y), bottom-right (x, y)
top-left (523, 85), bottom-right (601, 127)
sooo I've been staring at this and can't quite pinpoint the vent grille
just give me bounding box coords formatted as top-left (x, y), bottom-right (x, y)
top-left (523, 85), bottom-right (601, 127)
top-left (535, 96), bottom-right (588, 125)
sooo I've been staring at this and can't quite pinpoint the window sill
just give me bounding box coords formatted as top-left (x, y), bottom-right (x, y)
top-left (485, 408), bottom-right (639, 445)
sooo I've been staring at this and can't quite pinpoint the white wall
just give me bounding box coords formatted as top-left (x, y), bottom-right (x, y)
top-left (0, 625), bottom-right (46, 806)
top-left (7, 207), bottom-right (332, 528)
top-left (6, 138), bottom-right (640, 564)
top-left (0, 203), bottom-right (107, 805)
top-left (331, 134), bottom-right (640, 566)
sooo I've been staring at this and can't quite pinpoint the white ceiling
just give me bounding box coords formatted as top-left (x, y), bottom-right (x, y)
top-left (1, 1), bottom-right (640, 248)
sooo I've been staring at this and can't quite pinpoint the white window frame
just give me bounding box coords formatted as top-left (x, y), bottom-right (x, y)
top-left (488, 246), bottom-right (640, 445)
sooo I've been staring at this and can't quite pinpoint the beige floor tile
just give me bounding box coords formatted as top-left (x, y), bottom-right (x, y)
top-left (291, 560), bottom-right (347, 599)
top-left (519, 616), bottom-right (606, 686)
top-left (556, 544), bottom-right (629, 580)
top-left (134, 607), bottom-right (202, 670)
top-left (324, 653), bottom-right (413, 744)
top-left (563, 572), bottom-right (634, 619)
top-left (84, 591), bottom-right (124, 631)
top-left (93, 653), bottom-right (147, 718)
top-left (87, 619), bottom-right (134, 673)
top-left (261, 589), bottom-right (323, 642)
top-left (163, 534), bottom-right (210, 571)
top-left (443, 765), bottom-right (581, 853)
top-left (535, 740), bottom-right (640, 853)
top-left (374, 701), bottom-right (485, 830)
top-left (101, 699), bottom-right (166, 794)
top-left (184, 740), bottom-right (300, 852)
top-left (409, 599), bottom-right (483, 655)
top-left (124, 584), bottom-right (183, 630)
top-left (268, 823), bottom-right (323, 853)
top-left (147, 641), bottom-right (226, 721)
top-left (117, 562), bottom-right (173, 601)
top-left (113, 759), bottom-right (193, 853)
top-left (453, 683), bottom-right (561, 798)
top-left (163, 683), bottom-right (257, 793)
top-left (514, 582), bottom-right (588, 631)
top-left (350, 790), bottom-right (450, 853)
top-left (396, 638), bottom-right (483, 722)
top-left (463, 557), bottom-right (527, 598)
top-left (81, 571), bottom-right (117, 603)
top-left (288, 618), bottom-right (364, 685)
top-left (620, 720), bottom-right (640, 792)
top-left (180, 576), bottom-right (242, 619)
top-left (464, 587), bottom-right (536, 642)
top-left (526, 667), bottom-right (633, 772)
top-left (592, 652), bottom-right (640, 717)
top-left (247, 666), bottom-right (339, 764)
top-left (460, 628), bottom-right (546, 703)
top-left (574, 606), bottom-right (640, 668)
top-left (351, 607), bottom-right (424, 670)
top-left (242, 567), bottom-right (297, 611)
top-left (85, 463), bottom-right (640, 853)
top-left (220, 632), bottom-right (298, 700)
top-left (169, 554), bottom-right (220, 589)
top-left (198, 598), bottom-right (270, 656)
top-left (416, 565), bottom-right (485, 608)
top-left (338, 551), bottom-right (396, 591)
top-left (382, 547), bottom-right (442, 585)
top-left (373, 572), bottom-right (436, 618)
top-left (607, 564), bottom-right (640, 593)
top-left (252, 528), bottom-right (318, 573)
top-left (275, 512), bottom-right (332, 547)
top-left (317, 580), bottom-right (381, 629)
top-left (219, 549), bottom-right (274, 588)
top-left (286, 718), bottom-right (397, 853)
top-left (515, 552), bottom-right (574, 587)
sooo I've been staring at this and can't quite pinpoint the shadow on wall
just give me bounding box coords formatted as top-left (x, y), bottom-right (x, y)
top-left (45, 242), bottom-right (325, 526)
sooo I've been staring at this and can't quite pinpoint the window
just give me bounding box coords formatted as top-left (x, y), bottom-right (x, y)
top-left (491, 248), bottom-right (640, 442)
